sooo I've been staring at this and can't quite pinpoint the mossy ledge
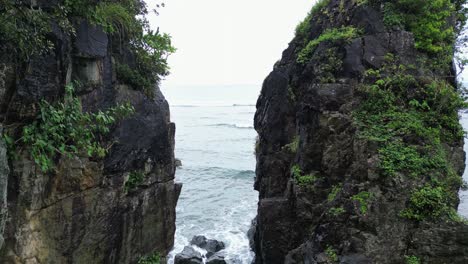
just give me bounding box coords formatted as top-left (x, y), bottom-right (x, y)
top-left (253, 0), bottom-right (468, 263)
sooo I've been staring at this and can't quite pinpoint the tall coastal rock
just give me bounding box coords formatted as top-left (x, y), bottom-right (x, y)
top-left (0, 0), bottom-right (180, 263)
top-left (254, 0), bottom-right (468, 263)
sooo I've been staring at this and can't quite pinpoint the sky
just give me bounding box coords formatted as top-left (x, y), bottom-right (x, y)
top-left (147, 0), bottom-right (313, 88)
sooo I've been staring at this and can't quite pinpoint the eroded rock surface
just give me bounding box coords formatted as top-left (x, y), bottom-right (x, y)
top-left (0, 2), bottom-right (180, 263)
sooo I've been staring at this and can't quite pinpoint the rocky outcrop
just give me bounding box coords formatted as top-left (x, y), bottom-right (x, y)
top-left (190, 235), bottom-right (225, 257)
top-left (254, 0), bottom-right (468, 263)
top-left (174, 236), bottom-right (226, 264)
top-left (0, 1), bottom-right (180, 263)
top-left (174, 247), bottom-right (203, 264)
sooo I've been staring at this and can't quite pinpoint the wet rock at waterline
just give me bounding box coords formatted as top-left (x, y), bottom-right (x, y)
top-left (206, 252), bottom-right (227, 264)
top-left (174, 246), bottom-right (203, 264)
top-left (247, 217), bottom-right (257, 251)
top-left (190, 235), bottom-right (225, 257)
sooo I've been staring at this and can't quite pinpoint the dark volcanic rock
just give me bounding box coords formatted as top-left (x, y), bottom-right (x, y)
top-left (174, 246), bottom-right (203, 264)
top-left (253, 0), bottom-right (468, 263)
top-left (74, 20), bottom-right (108, 58)
top-left (206, 252), bottom-right (227, 264)
top-left (190, 235), bottom-right (225, 257)
top-left (247, 217), bottom-right (257, 251)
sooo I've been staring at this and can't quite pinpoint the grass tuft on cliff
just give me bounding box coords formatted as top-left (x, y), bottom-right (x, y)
top-left (297, 26), bottom-right (360, 65)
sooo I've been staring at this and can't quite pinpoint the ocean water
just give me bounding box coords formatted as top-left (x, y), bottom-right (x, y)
top-left (458, 113), bottom-right (468, 217)
top-left (162, 85), bottom-right (260, 263)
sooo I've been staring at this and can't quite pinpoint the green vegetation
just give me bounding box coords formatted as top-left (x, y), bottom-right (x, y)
top-left (316, 48), bottom-right (343, 83)
top-left (20, 84), bottom-right (134, 172)
top-left (327, 184), bottom-right (342, 202)
top-left (354, 54), bottom-right (466, 221)
top-left (291, 164), bottom-right (302, 179)
top-left (115, 63), bottom-right (153, 96)
top-left (0, 0), bottom-right (52, 60)
top-left (287, 85), bottom-right (297, 102)
top-left (382, 0), bottom-right (457, 62)
top-left (351, 192), bottom-right (372, 214)
top-left (325, 245), bottom-right (338, 263)
top-left (291, 164), bottom-right (318, 188)
top-left (297, 26), bottom-right (359, 64)
top-left (283, 136), bottom-right (299, 153)
top-left (405, 255), bottom-right (421, 264)
top-left (128, 30), bottom-right (176, 97)
top-left (295, 0), bottom-right (330, 40)
top-left (124, 171), bottom-right (145, 192)
top-left (297, 174), bottom-right (318, 188)
top-left (400, 185), bottom-right (457, 221)
top-left (92, 2), bottom-right (136, 34)
top-left (329, 206), bottom-right (345, 216)
top-left (138, 252), bottom-right (160, 264)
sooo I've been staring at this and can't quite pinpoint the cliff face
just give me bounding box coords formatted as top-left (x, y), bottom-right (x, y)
top-left (0, 1), bottom-right (180, 263)
top-left (254, 0), bottom-right (468, 263)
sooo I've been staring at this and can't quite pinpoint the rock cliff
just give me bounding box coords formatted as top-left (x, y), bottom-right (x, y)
top-left (0, 1), bottom-right (180, 263)
top-left (254, 0), bottom-right (468, 263)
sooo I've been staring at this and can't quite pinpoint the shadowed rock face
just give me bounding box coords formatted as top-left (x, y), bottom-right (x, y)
top-left (253, 0), bottom-right (468, 263)
top-left (0, 3), bottom-right (180, 264)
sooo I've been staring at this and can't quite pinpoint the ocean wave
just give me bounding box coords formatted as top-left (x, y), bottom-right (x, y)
top-left (209, 123), bottom-right (254, 129)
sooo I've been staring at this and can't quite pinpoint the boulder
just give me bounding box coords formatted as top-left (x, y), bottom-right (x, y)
top-left (174, 246), bottom-right (203, 264)
top-left (206, 252), bottom-right (227, 264)
top-left (190, 235), bottom-right (225, 257)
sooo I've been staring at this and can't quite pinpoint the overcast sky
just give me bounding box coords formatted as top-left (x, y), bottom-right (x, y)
top-left (147, 0), bottom-right (313, 88)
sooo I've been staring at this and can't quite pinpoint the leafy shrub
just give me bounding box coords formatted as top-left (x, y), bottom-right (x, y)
top-left (405, 255), bottom-right (421, 264)
top-left (92, 2), bottom-right (136, 34)
top-left (329, 207), bottom-right (345, 216)
top-left (115, 63), bottom-right (153, 94)
top-left (400, 185), bottom-right (454, 221)
top-left (295, 0), bottom-right (331, 40)
top-left (327, 184), bottom-right (342, 202)
top-left (21, 84), bottom-right (134, 172)
top-left (291, 164), bottom-right (302, 179)
top-left (351, 192), bottom-right (372, 214)
top-left (0, 0), bottom-right (52, 60)
top-left (297, 174), bottom-right (318, 188)
top-left (297, 26), bottom-right (359, 64)
top-left (283, 136), bottom-right (299, 153)
top-left (125, 171), bottom-right (145, 192)
top-left (383, 0), bottom-right (456, 56)
top-left (291, 164), bottom-right (318, 188)
top-left (126, 30), bottom-right (176, 98)
top-left (325, 246), bottom-right (338, 262)
top-left (316, 48), bottom-right (343, 83)
top-left (138, 252), bottom-right (160, 264)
